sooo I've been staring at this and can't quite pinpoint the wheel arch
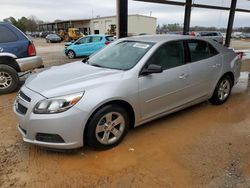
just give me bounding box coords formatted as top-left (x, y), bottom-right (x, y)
top-left (221, 71), bottom-right (235, 86)
top-left (83, 99), bottom-right (136, 143)
top-left (0, 56), bottom-right (21, 72)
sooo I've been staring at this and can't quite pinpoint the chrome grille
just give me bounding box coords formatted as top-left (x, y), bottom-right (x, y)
top-left (19, 91), bottom-right (31, 102)
top-left (16, 103), bottom-right (28, 115)
top-left (15, 90), bottom-right (30, 115)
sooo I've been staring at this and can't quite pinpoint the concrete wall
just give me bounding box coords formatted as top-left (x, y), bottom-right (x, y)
top-left (128, 15), bottom-right (157, 35)
top-left (90, 15), bottom-right (157, 35)
top-left (90, 17), bottom-right (116, 34)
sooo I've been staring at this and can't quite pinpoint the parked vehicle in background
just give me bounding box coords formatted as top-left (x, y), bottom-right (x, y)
top-left (45, 34), bottom-right (61, 43)
top-left (193, 31), bottom-right (223, 44)
top-left (30, 32), bottom-right (40, 38)
top-left (221, 33), bottom-right (226, 39)
top-left (0, 22), bottom-right (43, 94)
top-left (14, 35), bottom-right (242, 149)
top-left (244, 33), bottom-right (250, 38)
top-left (65, 34), bottom-right (114, 59)
top-left (232, 32), bottom-right (243, 39)
top-left (39, 31), bottom-right (54, 38)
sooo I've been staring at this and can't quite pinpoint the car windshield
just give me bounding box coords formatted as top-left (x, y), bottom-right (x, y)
top-left (49, 34), bottom-right (58, 37)
top-left (88, 41), bottom-right (154, 70)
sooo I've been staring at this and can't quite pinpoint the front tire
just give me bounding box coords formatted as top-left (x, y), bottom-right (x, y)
top-left (0, 65), bottom-right (19, 95)
top-left (209, 75), bottom-right (232, 105)
top-left (86, 104), bottom-right (129, 149)
top-left (67, 50), bottom-right (75, 59)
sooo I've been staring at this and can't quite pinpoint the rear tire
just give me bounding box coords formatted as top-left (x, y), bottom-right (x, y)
top-left (0, 65), bottom-right (19, 95)
top-left (86, 104), bottom-right (129, 150)
top-left (209, 75), bottom-right (232, 105)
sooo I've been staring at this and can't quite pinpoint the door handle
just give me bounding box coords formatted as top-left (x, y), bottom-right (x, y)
top-left (211, 64), bottom-right (221, 68)
top-left (179, 74), bottom-right (189, 79)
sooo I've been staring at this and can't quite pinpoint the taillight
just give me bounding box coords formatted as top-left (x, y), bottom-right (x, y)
top-left (28, 42), bottom-right (36, 56)
top-left (189, 31), bottom-right (196, 36)
top-left (236, 52), bottom-right (244, 60)
top-left (105, 41), bottom-right (110, 45)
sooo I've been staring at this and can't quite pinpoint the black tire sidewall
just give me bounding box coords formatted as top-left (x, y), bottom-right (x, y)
top-left (0, 65), bottom-right (19, 95)
top-left (210, 75), bottom-right (232, 105)
top-left (86, 104), bottom-right (129, 149)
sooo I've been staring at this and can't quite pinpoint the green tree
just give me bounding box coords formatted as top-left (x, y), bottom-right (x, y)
top-left (3, 16), bottom-right (39, 32)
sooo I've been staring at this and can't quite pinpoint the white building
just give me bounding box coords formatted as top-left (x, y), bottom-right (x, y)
top-left (39, 14), bottom-right (157, 36)
top-left (91, 14), bottom-right (157, 35)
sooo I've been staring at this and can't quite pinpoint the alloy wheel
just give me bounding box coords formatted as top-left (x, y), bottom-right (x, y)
top-left (218, 79), bottom-right (230, 101)
top-left (95, 112), bottom-right (126, 145)
top-left (0, 71), bottom-right (12, 89)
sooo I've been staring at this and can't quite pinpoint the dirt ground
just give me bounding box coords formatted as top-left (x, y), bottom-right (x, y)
top-left (1, 38), bottom-right (250, 188)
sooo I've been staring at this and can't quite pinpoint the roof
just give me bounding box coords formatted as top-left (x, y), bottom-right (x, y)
top-left (39, 14), bottom-right (156, 26)
top-left (91, 14), bottom-right (157, 20)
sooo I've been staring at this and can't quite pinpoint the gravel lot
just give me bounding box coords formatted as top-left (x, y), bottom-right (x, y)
top-left (1, 38), bottom-right (250, 188)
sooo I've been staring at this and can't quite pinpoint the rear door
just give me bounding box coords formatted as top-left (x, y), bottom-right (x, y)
top-left (139, 40), bottom-right (193, 120)
top-left (0, 24), bottom-right (28, 58)
top-left (185, 39), bottom-right (222, 99)
top-left (88, 36), bottom-right (104, 54)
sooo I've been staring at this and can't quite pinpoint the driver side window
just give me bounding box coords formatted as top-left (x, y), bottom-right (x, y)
top-left (147, 41), bottom-right (184, 70)
top-left (77, 37), bottom-right (89, 44)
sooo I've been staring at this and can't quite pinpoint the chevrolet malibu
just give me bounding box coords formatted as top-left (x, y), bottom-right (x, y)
top-left (14, 35), bottom-right (242, 149)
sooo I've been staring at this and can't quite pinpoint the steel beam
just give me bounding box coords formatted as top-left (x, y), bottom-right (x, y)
top-left (183, 0), bottom-right (192, 35)
top-left (192, 3), bottom-right (230, 11)
top-left (225, 0), bottom-right (237, 47)
top-left (134, 0), bottom-right (250, 13)
top-left (116, 0), bottom-right (128, 38)
top-left (134, 0), bottom-right (185, 6)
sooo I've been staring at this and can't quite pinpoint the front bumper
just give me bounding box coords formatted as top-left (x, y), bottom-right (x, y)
top-left (16, 56), bottom-right (43, 72)
top-left (14, 86), bottom-right (88, 149)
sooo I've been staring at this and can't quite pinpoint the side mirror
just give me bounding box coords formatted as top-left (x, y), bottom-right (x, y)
top-left (141, 64), bottom-right (163, 76)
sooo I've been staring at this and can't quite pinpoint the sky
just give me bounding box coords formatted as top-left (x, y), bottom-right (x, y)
top-left (0, 0), bottom-right (250, 28)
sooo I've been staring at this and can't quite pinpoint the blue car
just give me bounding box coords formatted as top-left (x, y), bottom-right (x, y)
top-left (0, 22), bottom-right (43, 94)
top-left (65, 35), bottom-right (114, 59)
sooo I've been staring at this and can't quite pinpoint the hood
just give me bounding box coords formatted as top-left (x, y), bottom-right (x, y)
top-left (65, 42), bottom-right (73, 46)
top-left (25, 61), bottom-right (123, 98)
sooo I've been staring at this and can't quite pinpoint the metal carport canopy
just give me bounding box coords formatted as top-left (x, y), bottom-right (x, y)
top-left (116, 0), bottom-right (250, 47)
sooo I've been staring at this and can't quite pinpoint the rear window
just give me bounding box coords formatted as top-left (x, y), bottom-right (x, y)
top-left (105, 36), bottom-right (114, 42)
top-left (0, 25), bottom-right (19, 43)
top-left (187, 40), bottom-right (219, 62)
top-left (200, 32), bottom-right (219, 36)
top-left (90, 36), bottom-right (102, 43)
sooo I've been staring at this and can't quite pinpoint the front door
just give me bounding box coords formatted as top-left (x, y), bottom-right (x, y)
top-left (75, 36), bottom-right (91, 56)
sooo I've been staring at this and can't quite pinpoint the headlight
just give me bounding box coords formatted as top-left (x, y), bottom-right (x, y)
top-left (33, 92), bottom-right (84, 114)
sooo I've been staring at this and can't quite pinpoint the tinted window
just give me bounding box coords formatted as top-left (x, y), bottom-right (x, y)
top-left (187, 40), bottom-right (218, 62)
top-left (76, 37), bottom-right (89, 44)
top-left (90, 36), bottom-right (102, 43)
top-left (147, 41), bottom-right (184, 70)
top-left (200, 32), bottom-right (218, 36)
top-left (106, 36), bottom-right (114, 42)
top-left (0, 25), bottom-right (19, 43)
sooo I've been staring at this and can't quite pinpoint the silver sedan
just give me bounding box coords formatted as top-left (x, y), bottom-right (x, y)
top-left (14, 35), bottom-right (242, 149)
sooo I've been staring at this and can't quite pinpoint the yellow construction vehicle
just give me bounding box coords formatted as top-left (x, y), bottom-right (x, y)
top-left (58, 28), bottom-right (84, 42)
